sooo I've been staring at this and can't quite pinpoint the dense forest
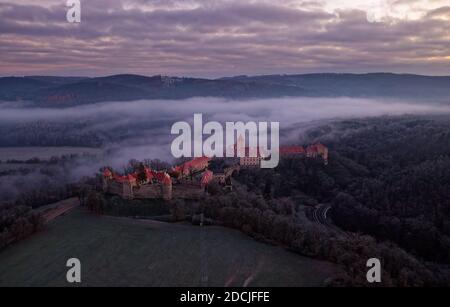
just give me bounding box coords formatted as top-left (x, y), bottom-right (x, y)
top-left (326, 116), bottom-right (450, 264)
top-left (231, 116), bottom-right (450, 262)
top-left (214, 115), bottom-right (450, 285)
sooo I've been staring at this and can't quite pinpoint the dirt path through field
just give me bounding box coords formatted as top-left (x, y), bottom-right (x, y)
top-left (36, 198), bottom-right (80, 223)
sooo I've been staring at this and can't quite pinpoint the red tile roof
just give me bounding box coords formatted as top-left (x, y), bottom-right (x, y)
top-left (103, 168), bottom-right (112, 177)
top-left (307, 143), bottom-right (327, 154)
top-left (144, 166), bottom-right (154, 181)
top-left (153, 171), bottom-right (167, 182)
top-left (201, 170), bottom-right (214, 188)
top-left (173, 157), bottom-right (211, 176)
top-left (183, 157), bottom-right (211, 169)
top-left (280, 146), bottom-right (305, 155)
top-left (113, 174), bottom-right (128, 183)
top-left (162, 173), bottom-right (172, 185)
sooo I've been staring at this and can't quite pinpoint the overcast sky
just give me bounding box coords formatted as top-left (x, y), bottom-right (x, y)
top-left (1, 0), bottom-right (449, 77)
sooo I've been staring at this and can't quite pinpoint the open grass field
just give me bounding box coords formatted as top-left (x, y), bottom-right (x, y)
top-left (0, 208), bottom-right (342, 287)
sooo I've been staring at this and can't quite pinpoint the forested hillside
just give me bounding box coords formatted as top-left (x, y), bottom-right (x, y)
top-left (233, 116), bottom-right (450, 264)
top-left (2, 73), bottom-right (450, 106)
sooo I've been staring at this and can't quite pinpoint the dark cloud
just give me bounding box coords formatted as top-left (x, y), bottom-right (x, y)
top-left (0, 0), bottom-right (449, 77)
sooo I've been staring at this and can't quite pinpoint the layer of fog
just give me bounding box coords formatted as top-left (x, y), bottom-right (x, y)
top-left (3, 96), bottom-right (450, 162)
top-left (1, 97), bottom-right (450, 201)
top-left (2, 97), bottom-right (449, 124)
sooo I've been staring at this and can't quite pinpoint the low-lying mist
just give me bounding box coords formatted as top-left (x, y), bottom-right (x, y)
top-left (2, 97), bottom-right (449, 124)
top-left (1, 97), bottom-right (449, 201)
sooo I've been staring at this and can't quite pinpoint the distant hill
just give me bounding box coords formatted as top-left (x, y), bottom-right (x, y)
top-left (1, 73), bottom-right (449, 107)
top-left (227, 73), bottom-right (450, 101)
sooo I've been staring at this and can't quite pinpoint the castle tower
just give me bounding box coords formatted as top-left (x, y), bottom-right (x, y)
top-left (122, 174), bottom-right (137, 199)
top-left (102, 168), bottom-right (113, 193)
top-left (162, 173), bottom-right (173, 200)
top-left (236, 134), bottom-right (245, 157)
top-left (316, 143), bottom-right (329, 165)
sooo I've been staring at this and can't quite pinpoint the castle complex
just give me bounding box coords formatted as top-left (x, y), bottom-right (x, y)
top-left (102, 143), bottom-right (328, 200)
top-left (238, 143), bottom-right (328, 168)
top-left (103, 157), bottom-right (213, 200)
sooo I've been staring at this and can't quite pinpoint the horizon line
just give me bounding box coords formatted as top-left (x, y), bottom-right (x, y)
top-left (2, 72), bottom-right (450, 79)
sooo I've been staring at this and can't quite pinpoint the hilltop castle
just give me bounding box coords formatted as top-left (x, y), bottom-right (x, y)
top-left (103, 157), bottom-right (213, 200)
top-left (102, 143), bottom-right (328, 200)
